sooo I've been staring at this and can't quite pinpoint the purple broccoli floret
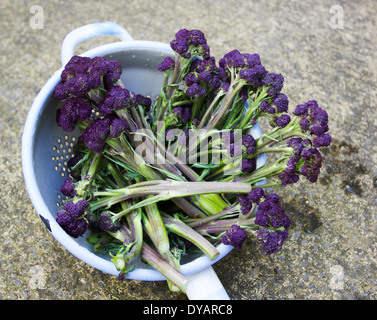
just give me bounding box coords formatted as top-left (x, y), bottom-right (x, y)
top-left (241, 158), bottom-right (256, 173)
top-left (219, 50), bottom-right (245, 69)
top-left (279, 137), bottom-right (324, 184)
top-left (294, 100), bottom-right (332, 148)
top-left (56, 199), bottom-right (89, 238)
top-left (272, 93), bottom-right (289, 113)
top-left (242, 134), bottom-right (257, 154)
top-left (109, 118), bottom-right (129, 138)
top-left (257, 229), bottom-right (289, 255)
top-left (90, 211), bottom-right (120, 232)
top-left (242, 53), bottom-right (262, 68)
top-left (56, 97), bottom-right (93, 132)
top-left (103, 60), bottom-right (122, 88)
top-left (98, 86), bottom-right (132, 114)
top-left (60, 177), bottom-right (77, 198)
top-left (262, 73), bottom-right (284, 98)
top-left (270, 114), bottom-right (291, 128)
top-left (81, 116), bottom-right (112, 153)
top-left (170, 29), bottom-right (210, 59)
top-left (221, 224), bottom-right (247, 250)
top-left (278, 166), bottom-right (300, 185)
top-left (135, 94), bottom-right (152, 107)
top-left (248, 187), bottom-right (265, 204)
top-left (313, 133), bottom-right (332, 148)
top-left (260, 100), bottom-right (275, 114)
top-left (87, 56), bottom-right (108, 76)
top-left (158, 56), bottom-right (175, 72)
top-left (239, 65), bottom-right (268, 88)
top-left (185, 73), bottom-right (199, 86)
top-left (60, 55), bottom-right (92, 82)
top-left (186, 83), bottom-right (206, 98)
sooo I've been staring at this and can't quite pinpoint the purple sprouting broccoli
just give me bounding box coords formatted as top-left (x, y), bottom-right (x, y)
top-left (313, 133), bottom-right (332, 148)
top-left (262, 72), bottom-right (284, 98)
top-left (242, 134), bottom-right (257, 154)
top-left (89, 211), bottom-right (120, 232)
top-left (239, 65), bottom-right (268, 88)
top-left (272, 93), bottom-right (289, 113)
top-left (135, 94), bottom-right (152, 108)
top-left (103, 60), bottom-right (123, 89)
top-left (158, 56), bottom-right (175, 72)
top-left (55, 56), bottom-right (104, 100)
top-left (186, 83), bottom-right (206, 98)
top-left (185, 73), bottom-right (199, 86)
top-left (242, 53), bottom-right (262, 69)
top-left (64, 73), bottom-right (102, 98)
top-left (278, 137), bottom-right (324, 184)
top-left (270, 114), bottom-right (291, 128)
top-left (60, 177), bottom-right (77, 198)
top-left (237, 194), bottom-right (253, 215)
top-left (236, 186), bottom-right (264, 214)
top-left (248, 187), bottom-right (265, 204)
top-left (260, 93), bottom-right (289, 115)
top-left (60, 56), bottom-right (92, 82)
top-left (219, 49), bottom-right (246, 69)
top-left (219, 50), bottom-right (268, 88)
top-left (221, 224), bottom-right (247, 250)
top-left (56, 97), bottom-right (93, 132)
top-left (87, 56), bottom-right (109, 76)
top-left (260, 100), bottom-right (276, 114)
top-left (81, 116), bottom-right (112, 153)
top-left (241, 158), bottom-right (256, 173)
top-left (254, 193), bottom-right (291, 230)
top-left (98, 86), bottom-right (132, 114)
top-left (56, 199), bottom-right (89, 238)
top-left (185, 57), bottom-right (224, 91)
top-left (109, 118), bottom-right (129, 138)
top-left (278, 167), bottom-right (300, 185)
top-left (81, 115), bottom-right (130, 152)
top-left (299, 147), bottom-right (323, 183)
top-left (293, 100), bottom-right (332, 148)
top-left (172, 106), bottom-right (191, 124)
top-left (170, 29), bottom-right (210, 59)
top-left (256, 229), bottom-right (289, 255)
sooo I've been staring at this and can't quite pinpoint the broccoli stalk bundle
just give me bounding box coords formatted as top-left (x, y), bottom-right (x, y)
top-left (53, 28), bottom-right (332, 293)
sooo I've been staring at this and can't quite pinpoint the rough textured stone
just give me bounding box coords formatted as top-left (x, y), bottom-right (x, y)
top-left (1, 0), bottom-right (376, 300)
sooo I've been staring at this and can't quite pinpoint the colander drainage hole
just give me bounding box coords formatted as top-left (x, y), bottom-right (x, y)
top-left (52, 135), bottom-right (77, 207)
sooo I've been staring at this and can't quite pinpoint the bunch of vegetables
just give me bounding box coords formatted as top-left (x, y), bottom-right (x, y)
top-left (53, 29), bottom-right (331, 293)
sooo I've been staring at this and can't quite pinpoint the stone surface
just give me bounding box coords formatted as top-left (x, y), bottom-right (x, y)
top-left (1, 0), bottom-right (377, 300)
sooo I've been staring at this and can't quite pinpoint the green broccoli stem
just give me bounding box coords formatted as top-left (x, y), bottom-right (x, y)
top-left (144, 201), bottom-right (170, 254)
top-left (197, 89), bottom-right (226, 129)
top-left (110, 224), bottom-right (188, 293)
top-left (161, 214), bottom-right (220, 261)
top-left (186, 204), bottom-right (243, 228)
top-left (73, 151), bottom-right (104, 198)
top-left (92, 180), bottom-right (252, 220)
top-left (204, 75), bottom-right (246, 132)
top-left (232, 157), bottom-right (288, 183)
top-left (252, 115), bottom-right (312, 151)
top-left (193, 205), bottom-right (257, 236)
top-left (142, 212), bottom-right (182, 292)
top-left (238, 87), bottom-right (269, 130)
top-left (107, 216), bottom-right (143, 274)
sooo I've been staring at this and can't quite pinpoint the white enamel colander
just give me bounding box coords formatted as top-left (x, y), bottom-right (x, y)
top-left (22, 22), bottom-right (266, 300)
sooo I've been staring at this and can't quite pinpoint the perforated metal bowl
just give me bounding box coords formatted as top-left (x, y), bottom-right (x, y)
top-left (22, 22), bottom-right (266, 299)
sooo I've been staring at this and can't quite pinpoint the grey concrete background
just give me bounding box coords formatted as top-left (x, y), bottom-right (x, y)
top-left (1, 0), bottom-right (376, 300)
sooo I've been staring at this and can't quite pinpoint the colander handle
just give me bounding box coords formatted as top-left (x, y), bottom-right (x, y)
top-left (61, 22), bottom-right (134, 66)
top-left (185, 266), bottom-right (230, 300)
